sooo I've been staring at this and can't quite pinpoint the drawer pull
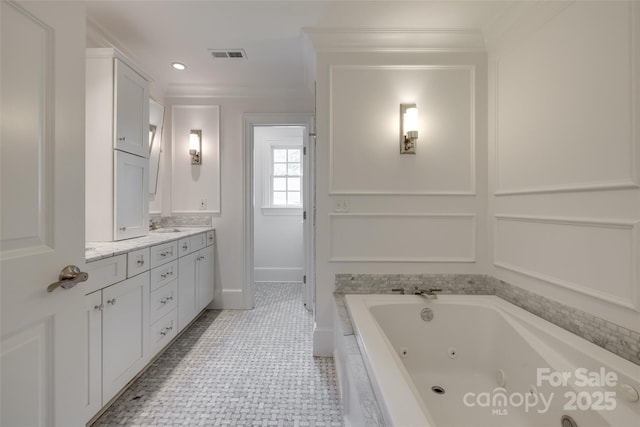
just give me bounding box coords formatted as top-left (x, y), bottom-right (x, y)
top-left (182, 244), bottom-right (188, 250)
top-left (107, 298), bottom-right (116, 305)
top-left (137, 258), bottom-right (145, 265)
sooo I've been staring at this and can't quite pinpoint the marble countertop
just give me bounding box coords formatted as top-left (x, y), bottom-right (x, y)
top-left (86, 226), bottom-right (214, 263)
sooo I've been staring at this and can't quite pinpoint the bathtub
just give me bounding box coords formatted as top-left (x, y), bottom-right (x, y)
top-left (343, 294), bottom-right (640, 427)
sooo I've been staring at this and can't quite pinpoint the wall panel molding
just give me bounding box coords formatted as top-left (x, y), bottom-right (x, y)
top-left (493, 1), bottom-right (639, 196)
top-left (171, 105), bottom-right (221, 215)
top-left (329, 65), bottom-right (477, 196)
top-left (329, 213), bottom-right (476, 263)
top-left (493, 215), bottom-right (639, 310)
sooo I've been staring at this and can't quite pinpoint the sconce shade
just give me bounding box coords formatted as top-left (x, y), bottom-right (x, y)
top-left (189, 129), bottom-right (202, 165)
top-left (404, 107), bottom-right (418, 133)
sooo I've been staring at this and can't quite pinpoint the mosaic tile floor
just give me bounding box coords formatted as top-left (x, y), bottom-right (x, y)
top-left (92, 283), bottom-right (342, 427)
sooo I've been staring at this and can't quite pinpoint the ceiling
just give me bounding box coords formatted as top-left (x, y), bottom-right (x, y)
top-left (86, 1), bottom-right (512, 100)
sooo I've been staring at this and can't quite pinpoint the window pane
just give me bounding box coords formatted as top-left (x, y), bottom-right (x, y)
top-left (288, 163), bottom-right (301, 176)
top-left (273, 191), bottom-right (287, 205)
top-left (288, 149), bottom-right (301, 163)
top-left (273, 149), bottom-right (287, 162)
top-left (288, 191), bottom-right (301, 205)
top-left (287, 177), bottom-right (300, 191)
top-left (273, 177), bottom-right (286, 191)
top-left (274, 163), bottom-right (287, 176)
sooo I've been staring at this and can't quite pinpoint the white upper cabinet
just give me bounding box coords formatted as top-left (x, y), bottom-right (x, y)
top-left (86, 48), bottom-right (151, 241)
top-left (114, 58), bottom-right (149, 157)
top-left (115, 151), bottom-right (149, 240)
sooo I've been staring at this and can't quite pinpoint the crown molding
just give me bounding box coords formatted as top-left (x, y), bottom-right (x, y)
top-left (302, 27), bottom-right (486, 53)
top-left (164, 83), bottom-right (313, 100)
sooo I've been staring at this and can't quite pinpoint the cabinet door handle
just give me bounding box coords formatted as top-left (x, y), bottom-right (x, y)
top-left (107, 298), bottom-right (116, 305)
top-left (160, 298), bottom-right (167, 304)
top-left (182, 244), bottom-right (188, 250)
top-left (118, 136), bottom-right (126, 141)
top-left (137, 258), bottom-right (145, 265)
top-left (119, 226), bottom-right (126, 231)
top-left (94, 304), bottom-right (103, 311)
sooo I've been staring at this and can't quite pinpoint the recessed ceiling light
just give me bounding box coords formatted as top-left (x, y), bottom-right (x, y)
top-left (172, 62), bottom-right (186, 71)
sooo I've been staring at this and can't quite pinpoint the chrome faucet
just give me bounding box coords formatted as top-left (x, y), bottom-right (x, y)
top-left (413, 287), bottom-right (442, 299)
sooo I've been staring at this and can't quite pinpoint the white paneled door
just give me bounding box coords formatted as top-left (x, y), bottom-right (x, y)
top-left (1, 2), bottom-right (86, 426)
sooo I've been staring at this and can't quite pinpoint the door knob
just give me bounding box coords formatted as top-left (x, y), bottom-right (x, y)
top-left (47, 265), bottom-right (89, 293)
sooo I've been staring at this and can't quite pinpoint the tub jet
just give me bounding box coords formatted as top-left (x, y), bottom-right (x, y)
top-left (561, 415), bottom-right (578, 427)
top-left (431, 386), bottom-right (445, 395)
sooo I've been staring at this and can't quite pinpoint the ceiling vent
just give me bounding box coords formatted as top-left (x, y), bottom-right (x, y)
top-left (209, 49), bottom-right (247, 60)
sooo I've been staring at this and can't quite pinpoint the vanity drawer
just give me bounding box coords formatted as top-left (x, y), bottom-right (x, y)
top-left (206, 230), bottom-right (215, 246)
top-left (150, 310), bottom-right (177, 355)
top-left (177, 238), bottom-right (190, 257)
top-left (150, 260), bottom-right (177, 291)
top-left (150, 241), bottom-right (177, 268)
top-left (127, 247), bottom-right (150, 277)
top-left (84, 254), bottom-right (127, 294)
top-left (190, 233), bottom-right (206, 252)
top-left (149, 279), bottom-right (177, 324)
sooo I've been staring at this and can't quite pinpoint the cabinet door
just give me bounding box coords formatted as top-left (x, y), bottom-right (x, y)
top-left (197, 245), bottom-right (215, 311)
top-left (177, 252), bottom-right (197, 332)
top-left (102, 273), bottom-right (149, 404)
top-left (84, 291), bottom-right (103, 423)
top-left (115, 150), bottom-right (149, 240)
top-left (114, 59), bottom-right (149, 158)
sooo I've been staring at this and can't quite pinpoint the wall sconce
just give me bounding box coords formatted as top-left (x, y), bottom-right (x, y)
top-left (189, 129), bottom-right (202, 165)
top-left (400, 104), bottom-right (418, 154)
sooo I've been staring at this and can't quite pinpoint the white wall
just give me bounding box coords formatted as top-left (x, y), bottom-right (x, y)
top-left (164, 96), bottom-right (312, 309)
top-left (171, 105), bottom-right (221, 214)
top-left (486, 1), bottom-right (640, 331)
top-left (313, 48), bottom-right (488, 354)
top-left (253, 126), bottom-right (304, 282)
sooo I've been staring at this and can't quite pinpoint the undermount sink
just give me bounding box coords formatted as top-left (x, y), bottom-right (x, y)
top-left (152, 228), bottom-right (182, 233)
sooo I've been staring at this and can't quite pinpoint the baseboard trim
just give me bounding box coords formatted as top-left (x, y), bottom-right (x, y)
top-left (313, 324), bottom-right (334, 356)
top-left (212, 289), bottom-right (246, 310)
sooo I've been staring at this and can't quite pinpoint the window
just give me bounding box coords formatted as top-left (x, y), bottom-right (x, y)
top-left (271, 147), bottom-right (302, 206)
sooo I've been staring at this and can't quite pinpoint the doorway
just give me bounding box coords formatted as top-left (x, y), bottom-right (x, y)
top-left (243, 114), bottom-right (315, 312)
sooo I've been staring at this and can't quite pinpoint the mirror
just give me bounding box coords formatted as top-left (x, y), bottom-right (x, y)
top-left (149, 99), bottom-right (165, 194)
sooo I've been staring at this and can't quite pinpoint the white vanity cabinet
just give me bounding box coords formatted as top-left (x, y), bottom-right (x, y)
top-left (101, 272), bottom-right (150, 404)
top-left (177, 232), bottom-right (215, 332)
top-left (83, 255), bottom-right (149, 423)
top-left (149, 241), bottom-right (178, 355)
top-left (84, 229), bottom-right (214, 423)
top-left (86, 48), bottom-right (150, 241)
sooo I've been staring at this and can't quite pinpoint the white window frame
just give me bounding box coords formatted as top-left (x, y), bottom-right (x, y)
top-left (262, 138), bottom-right (303, 215)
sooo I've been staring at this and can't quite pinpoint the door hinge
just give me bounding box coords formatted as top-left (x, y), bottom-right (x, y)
top-left (303, 146), bottom-right (307, 155)
top-left (303, 275), bottom-right (306, 284)
top-left (303, 211), bottom-right (306, 220)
